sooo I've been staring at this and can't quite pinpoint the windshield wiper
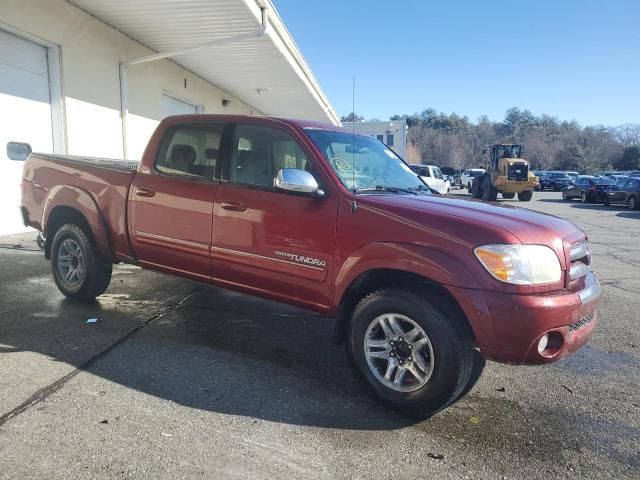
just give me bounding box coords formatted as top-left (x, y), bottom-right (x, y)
top-left (356, 185), bottom-right (418, 195)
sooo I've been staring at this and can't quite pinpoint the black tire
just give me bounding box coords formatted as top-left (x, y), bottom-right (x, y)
top-left (629, 196), bottom-right (637, 210)
top-left (479, 175), bottom-right (497, 201)
top-left (603, 195), bottom-right (610, 206)
top-left (562, 190), bottom-right (568, 200)
top-left (346, 289), bottom-right (474, 418)
top-left (471, 178), bottom-right (482, 199)
top-left (467, 182), bottom-right (472, 193)
top-left (518, 190), bottom-right (533, 202)
top-left (50, 223), bottom-right (112, 301)
top-left (581, 191), bottom-right (588, 203)
top-left (36, 233), bottom-right (46, 249)
top-left (501, 192), bottom-right (516, 199)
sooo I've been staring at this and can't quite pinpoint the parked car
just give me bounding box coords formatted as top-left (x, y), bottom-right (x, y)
top-left (10, 114), bottom-right (600, 418)
top-left (603, 177), bottom-right (640, 209)
top-left (409, 164), bottom-right (451, 194)
top-left (563, 175), bottom-right (616, 203)
top-left (461, 168), bottom-right (486, 191)
top-left (440, 167), bottom-right (461, 189)
top-left (539, 171), bottom-right (573, 191)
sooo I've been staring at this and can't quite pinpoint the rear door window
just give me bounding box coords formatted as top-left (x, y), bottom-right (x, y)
top-left (156, 124), bottom-right (225, 178)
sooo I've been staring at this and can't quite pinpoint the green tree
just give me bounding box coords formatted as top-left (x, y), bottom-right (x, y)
top-left (340, 112), bottom-right (364, 122)
top-left (613, 145), bottom-right (640, 170)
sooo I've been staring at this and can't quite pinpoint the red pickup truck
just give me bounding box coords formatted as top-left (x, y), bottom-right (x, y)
top-left (10, 114), bottom-right (600, 417)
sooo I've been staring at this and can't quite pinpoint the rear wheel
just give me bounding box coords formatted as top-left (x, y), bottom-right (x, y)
top-left (50, 224), bottom-right (112, 301)
top-left (501, 192), bottom-right (515, 199)
top-left (346, 290), bottom-right (474, 418)
top-left (629, 196), bottom-right (637, 210)
top-left (562, 190), bottom-right (569, 200)
top-left (581, 191), bottom-right (588, 203)
top-left (603, 195), bottom-right (610, 206)
top-left (518, 190), bottom-right (533, 202)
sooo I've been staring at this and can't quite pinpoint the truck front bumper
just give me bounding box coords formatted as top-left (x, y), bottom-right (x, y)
top-left (449, 272), bottom-right (600, 365)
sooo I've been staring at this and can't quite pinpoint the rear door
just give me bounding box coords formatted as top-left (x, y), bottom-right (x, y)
top-left (211, 121), bottom-right (338, 310)
top-left (623, 178), bottom-right (639, 204)
top-left (128, 122), bottom-right (227, 281)
top-left (432, 167), bottom-right (446, 193)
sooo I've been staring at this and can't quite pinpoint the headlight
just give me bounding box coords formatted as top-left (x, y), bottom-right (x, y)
top-left (474, 244), bottom-right (562, 285)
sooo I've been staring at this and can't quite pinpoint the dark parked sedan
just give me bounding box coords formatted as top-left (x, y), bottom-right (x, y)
top-left (603, 177), bottom-right (640, 209)
top-left (563, 176), bottom-right (616, 203)
top-left (540, 171), bottom-right (572, 191)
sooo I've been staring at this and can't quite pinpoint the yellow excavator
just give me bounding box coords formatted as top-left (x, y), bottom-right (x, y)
top-left (471, 144), bottom-right (538, 201)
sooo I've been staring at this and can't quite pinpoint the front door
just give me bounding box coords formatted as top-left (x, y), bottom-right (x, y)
top-left (128, 122), bottom-right (226, 281)
top-left (211, 121), bottom-right (337, 311)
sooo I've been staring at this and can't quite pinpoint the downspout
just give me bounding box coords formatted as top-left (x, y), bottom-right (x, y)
top-left (118, 7), bottom-right (269, 160)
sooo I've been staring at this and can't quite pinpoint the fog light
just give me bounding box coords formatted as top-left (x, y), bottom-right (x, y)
top-left (537, 334), bottom-right (549, 354)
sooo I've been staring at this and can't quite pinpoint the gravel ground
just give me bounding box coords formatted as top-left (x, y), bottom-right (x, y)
top-left (0, 190), bottom-right (638, 479)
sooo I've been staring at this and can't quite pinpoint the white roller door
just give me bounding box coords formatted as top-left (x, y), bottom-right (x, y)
top-left (0, 29), bottom-right (54, 236)
top-left (162, 93), bottom-right (201, 117)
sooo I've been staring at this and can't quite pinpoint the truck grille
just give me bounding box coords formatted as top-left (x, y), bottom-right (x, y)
top-left (569, 312), bottom-right (594, 332)
top-left (569, 240), bottom-right (591, 282)
top-left (507, 163), bottom-right (528, 181)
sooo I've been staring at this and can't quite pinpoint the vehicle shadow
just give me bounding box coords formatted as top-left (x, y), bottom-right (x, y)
top-left (537, 198), bottom-right (632, 212)
top-left (617, 210), bottom-right (640, 219)
top-left (1, 260), bottom-right (484, 431)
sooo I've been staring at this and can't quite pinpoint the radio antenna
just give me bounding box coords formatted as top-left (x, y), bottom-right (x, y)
top-left (351, 75), bottom-right (357, 212)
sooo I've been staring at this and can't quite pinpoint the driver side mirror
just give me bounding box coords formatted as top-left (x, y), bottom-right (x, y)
top-left (6, 141), bottom-right (32, 161)
top-left (275, 168), bottom-right (325, 197)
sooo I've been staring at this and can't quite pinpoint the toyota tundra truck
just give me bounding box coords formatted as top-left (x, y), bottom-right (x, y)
top-left (10, 114), bottom-right (600, 417)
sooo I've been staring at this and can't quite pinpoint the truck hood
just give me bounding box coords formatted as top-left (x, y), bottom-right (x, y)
top-left (359, 193), bottom-right (584, 246)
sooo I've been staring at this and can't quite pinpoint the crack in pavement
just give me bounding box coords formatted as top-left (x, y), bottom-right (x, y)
top-left (0, 286), bottom-right (202, 428)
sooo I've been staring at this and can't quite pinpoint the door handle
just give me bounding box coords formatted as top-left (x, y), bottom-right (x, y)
top-left (221, 201), bottom-right (247, 212)
top-left (135, 188), bottom-right (155, 198)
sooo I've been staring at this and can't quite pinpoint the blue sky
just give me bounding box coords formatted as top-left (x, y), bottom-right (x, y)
top-left (274, 0), bottom-right (640, 126)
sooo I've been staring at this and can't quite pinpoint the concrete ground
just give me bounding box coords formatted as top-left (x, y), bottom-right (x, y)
top-left (0, 190), bottom-right (638, 479)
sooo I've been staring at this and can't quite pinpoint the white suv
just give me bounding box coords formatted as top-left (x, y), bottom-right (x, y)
top-left (409, 165), bottom-right (451, 194)
top-left (461, 169), bottom-right (486, 192)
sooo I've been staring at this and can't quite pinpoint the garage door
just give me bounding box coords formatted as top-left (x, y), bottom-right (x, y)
top-left (0, 29), bottom-right (53, 236)
top-left (163, 93), bottom-right (201, 117)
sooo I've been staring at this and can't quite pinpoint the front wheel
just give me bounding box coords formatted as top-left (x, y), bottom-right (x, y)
top-left (518, 190), bottom-right (533, 202)
top-left (50, 224), bottom-right (112, 301)
top-left (346, 290), bottom-right (474, 417)
top-left (629, 196), bottom-right (637, 210)
top-left (581, 191), bottom-right (588, 203)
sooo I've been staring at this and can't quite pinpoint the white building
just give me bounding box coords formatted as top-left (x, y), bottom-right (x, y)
top-left (342, 120), bottom-right (408, 159)
top-left (0, 0), bottom-right (338, 235)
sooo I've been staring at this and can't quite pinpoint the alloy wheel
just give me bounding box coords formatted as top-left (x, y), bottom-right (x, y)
top-left (364, 313), bottom-right (435, 392)
top-left (57, 238), bottom-right (85, 288)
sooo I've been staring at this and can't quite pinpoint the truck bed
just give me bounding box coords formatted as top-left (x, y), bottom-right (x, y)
top-left (30, 153), bottom-right (139, 171)
top-left (21, 152), bottom-right (139, 260)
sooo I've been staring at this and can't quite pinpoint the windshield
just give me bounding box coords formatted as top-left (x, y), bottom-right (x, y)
top-left (596, 178), bottom-right (615, 185)
top-left (304, 129), bottom-right (425, 191)
top-left (497, 145), bottom-right (522, 158)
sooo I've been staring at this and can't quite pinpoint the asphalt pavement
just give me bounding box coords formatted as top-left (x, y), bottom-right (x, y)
top-left (0, 190), bottom-right (638, 479)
